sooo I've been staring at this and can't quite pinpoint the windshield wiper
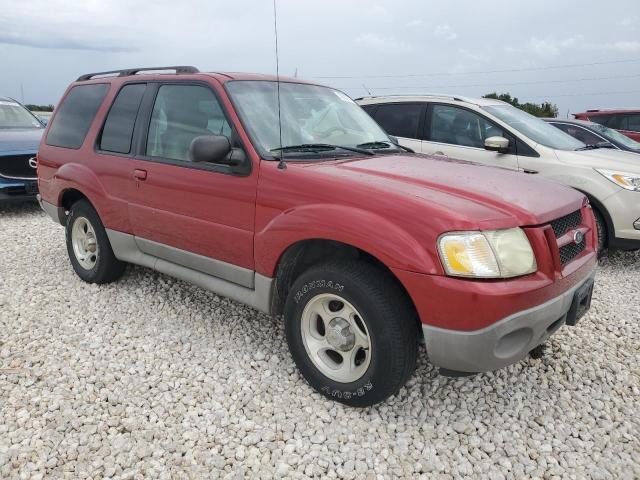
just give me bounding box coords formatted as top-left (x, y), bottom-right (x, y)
top-left (358, 140), bottom-right (414, 153)
top-left (270, 143), bottom-right (374, 156)
top-left (575, 145), bottom-right (601, 151)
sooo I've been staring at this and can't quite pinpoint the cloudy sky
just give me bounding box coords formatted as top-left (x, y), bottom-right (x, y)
top-left (1, 0), bottom-right (639, 116)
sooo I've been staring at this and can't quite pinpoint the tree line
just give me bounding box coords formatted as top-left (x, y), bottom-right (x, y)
top-left (482, 93), bottom-right (558, 118)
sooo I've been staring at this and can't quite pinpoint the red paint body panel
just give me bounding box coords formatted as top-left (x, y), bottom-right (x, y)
top-left (38, 71), bottom-right (597, 333)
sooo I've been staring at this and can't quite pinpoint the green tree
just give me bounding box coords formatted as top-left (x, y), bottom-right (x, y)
top-left (483, 92), bottom-right (558, 118)
top-left (25, 104), bottom-right (55, 112)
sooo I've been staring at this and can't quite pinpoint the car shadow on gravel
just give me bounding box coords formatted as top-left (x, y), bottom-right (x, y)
top-left (0, 200), bottom-right (41, 217)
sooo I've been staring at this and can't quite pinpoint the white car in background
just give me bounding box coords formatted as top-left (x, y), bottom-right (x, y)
top-left (357, 95), bottom-right (640, 251)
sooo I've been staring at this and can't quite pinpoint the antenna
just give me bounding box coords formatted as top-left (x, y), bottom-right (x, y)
top-left (273, 0), bottom-right (286, 170)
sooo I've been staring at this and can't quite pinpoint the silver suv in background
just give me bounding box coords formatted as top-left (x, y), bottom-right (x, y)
top-left (357, 95), bottom-right (640, 251)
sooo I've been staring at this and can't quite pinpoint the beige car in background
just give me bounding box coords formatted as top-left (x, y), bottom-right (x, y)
top-left (357, 95), bottom-right (640, 251)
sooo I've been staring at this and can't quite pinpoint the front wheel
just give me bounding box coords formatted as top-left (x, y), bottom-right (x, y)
top-left (593, 208), bottom-right (607, 254)
top-left (284, 260), bottom-right (418, 407)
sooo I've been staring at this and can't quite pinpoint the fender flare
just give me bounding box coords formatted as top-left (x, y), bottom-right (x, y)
top-left (255, 203), bottom-right (439, 277)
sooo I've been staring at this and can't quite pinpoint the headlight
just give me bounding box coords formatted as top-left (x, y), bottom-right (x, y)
top-left (595, 169), bottom-right (640, 191)
top-left (438, 228), bottom-right (537, 278)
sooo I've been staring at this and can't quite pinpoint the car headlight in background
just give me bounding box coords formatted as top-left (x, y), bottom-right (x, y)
top-left (438, 228), bottom-right (537, 278)
top-left (595, 169), bottom-right (640, 191)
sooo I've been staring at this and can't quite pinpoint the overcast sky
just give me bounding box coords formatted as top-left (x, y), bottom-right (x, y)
top-left (1, 0), bottom-right (639, 116)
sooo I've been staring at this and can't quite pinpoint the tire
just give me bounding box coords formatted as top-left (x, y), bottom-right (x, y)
top-left (284, 260), bottom-right (418, 407)
top-left (593, 207), bottom-right (607, 254)
top-left (65, 199), bottom-right (125, 284)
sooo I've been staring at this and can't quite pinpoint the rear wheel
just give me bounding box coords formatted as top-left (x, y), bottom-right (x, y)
top-left (284, 260), bottom-right (418, 407)
top-left (65, 199), bottom-right (125, 284)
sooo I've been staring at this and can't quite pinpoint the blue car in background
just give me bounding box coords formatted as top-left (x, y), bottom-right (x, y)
top-left (0, 96), bottom-right (45, 201)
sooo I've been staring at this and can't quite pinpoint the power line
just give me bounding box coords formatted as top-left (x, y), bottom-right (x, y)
top-left (315, 57), bottom-right (640, 79)
top-left (335, 73), bottom-right (640, 91)
top-left (523, 89), bottom-right (640, 99)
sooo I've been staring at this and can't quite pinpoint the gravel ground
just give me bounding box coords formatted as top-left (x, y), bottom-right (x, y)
top-left (1, 202), bottom-right (639, 479)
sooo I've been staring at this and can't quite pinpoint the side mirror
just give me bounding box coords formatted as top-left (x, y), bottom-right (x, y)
top-left (189, 135), bottom-right (232, 164)
top-left (484, 136), bottom-right (510, 153)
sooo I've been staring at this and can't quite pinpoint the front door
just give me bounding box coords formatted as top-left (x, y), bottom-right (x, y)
top-left (128, 82), bottom-right (258, 286)
top-left (369, 102), bottom-right (426, 152)
top-left (422, 103), bottom-right (520, 170)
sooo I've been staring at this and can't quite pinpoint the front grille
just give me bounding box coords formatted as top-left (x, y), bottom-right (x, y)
top-left (550, 210), bottom-right (582, 237)
top-left (559, 239), bottom-right (586, 265)
top-left (0, 154), bottom-right (37, 179)
top-left (550, 209), bottom-right (586, 265)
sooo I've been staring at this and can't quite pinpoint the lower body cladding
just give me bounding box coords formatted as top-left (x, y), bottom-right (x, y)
top-left (423, 270), bottom-right (596, 373)
top-left (0, 176), bottom-right (38, 201)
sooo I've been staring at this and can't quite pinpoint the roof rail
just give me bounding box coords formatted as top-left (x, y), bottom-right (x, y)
top-left (356, 93), bottom-right (468, 102)
top-left (77, 66), bottom-right (199, 81)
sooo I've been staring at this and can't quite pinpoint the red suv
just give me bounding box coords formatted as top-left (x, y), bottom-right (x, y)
top-left (574, 109), bottom-right (640, 142)
top-left (37, 66), bottom-right (598, 406)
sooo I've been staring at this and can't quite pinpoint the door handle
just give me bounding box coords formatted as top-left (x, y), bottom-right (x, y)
top-left (434, 151), bottom-right (448, 156)
top-left (133, 169), bottom-right (147, 180)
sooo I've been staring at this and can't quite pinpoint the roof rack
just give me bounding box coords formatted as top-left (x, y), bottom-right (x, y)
top-left (77, 66), bottom-right (199, 81)
top-left (355, 93), bottom-right (468, 102)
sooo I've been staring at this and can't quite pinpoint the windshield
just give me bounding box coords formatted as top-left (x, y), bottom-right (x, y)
top-left (226, 81), bottom-right (394, 158)
top-left (0, 100), bottom-right (43, 129)
top-left (483, 105), bottom-right (585, 151)
top-left (589, 122), bottom-right (640, 149)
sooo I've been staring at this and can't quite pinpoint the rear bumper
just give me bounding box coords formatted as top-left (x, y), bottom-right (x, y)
top-left (38, 195), bottom-right (66, 224)
top-left (422, 267), bottom-right (596, 373)
top-left (0, 176), bottom-right (38, 201)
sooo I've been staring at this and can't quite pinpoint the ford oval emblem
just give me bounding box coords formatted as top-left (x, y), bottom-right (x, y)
top-left (28, 157), bottom-right (37, 169)
top-left (573, 230), bottom-right (584, 245)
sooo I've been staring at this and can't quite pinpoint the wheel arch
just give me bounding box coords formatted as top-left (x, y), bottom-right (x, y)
top-left (575, 189), bottom-right (613, 248)
top-left (269, 238), bottom-right (421, 334)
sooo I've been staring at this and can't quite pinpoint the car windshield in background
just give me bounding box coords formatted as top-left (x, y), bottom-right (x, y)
top-left (226, 81), bottom-right (395, 158)
top-left (0, 101), bottom-right (43, 129)
top-left (483, 105), bottom-right (585, 151)
top-left (590, 122), bottom-right (640, 149)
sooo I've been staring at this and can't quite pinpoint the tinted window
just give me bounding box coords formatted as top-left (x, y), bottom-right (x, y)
top-left (627, 114), bottom-right (640, 132)
top-left (431, 105), bottom-right (505, 148)
top-left (99, 84), bottom-right (146, 154)
top-left (146, 85), bottom-right (232, 162)
top-left (592, 114), bottom-right (627, 130)
top-left (374, 104), bottom-right (422, 139)
top-left (46, 84), bottom-right (109, 149)
top-left (552, 123), bottom-right (603, 145)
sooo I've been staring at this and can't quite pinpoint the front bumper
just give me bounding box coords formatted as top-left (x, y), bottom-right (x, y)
top-left (422, 268), bottom-right (596, 373)
top-left (602, 188), bottom-right (640, 249)
top-left (0, 176), bottom-right (38, 201)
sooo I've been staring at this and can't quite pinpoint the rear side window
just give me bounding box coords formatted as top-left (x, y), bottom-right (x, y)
top-left (99, 84), bottom-right (146, 154)
top-left (374, 103), bottom-right (422, 139)
top-left (46, 84), bottom-right (109, 149)
top-left (627, 114), bottom-right (640, 132)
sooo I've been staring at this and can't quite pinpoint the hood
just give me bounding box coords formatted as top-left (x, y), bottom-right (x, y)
top-left (310, 154), bottom-right (584, 227)
top-left (0, 128), bottom-right (44, 154)
top-left (555, 147), bottom-right (640, 173)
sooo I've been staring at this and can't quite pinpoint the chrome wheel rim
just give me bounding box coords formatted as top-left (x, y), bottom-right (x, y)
top-left (71, 216), bottom-right (99, 270)
top-left (300, 293), bottom-right (372, 383)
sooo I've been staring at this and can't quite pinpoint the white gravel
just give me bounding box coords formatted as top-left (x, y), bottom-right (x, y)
top-left (1, 202), bottom-right (639, 479)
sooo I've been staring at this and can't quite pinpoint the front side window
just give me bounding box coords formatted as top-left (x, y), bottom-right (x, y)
top-left (99, 84), bottom-right (146, 154)
top-left (483, 105), bottom-right (584, 151)
top-left (0, 100), bottom-right (43, 129)
top-left (374, 103), bottom-right (422, 139)
top-left (46, 84), bottom-right (109, 149)
top-left (146, 84), bottom-right (232, 162)
top-left (552, 123), bottom-right (603, 146)
top-left (430, 105), bottom-right (506, 148)
top-left (226, 81), bottom-right (394, 158)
